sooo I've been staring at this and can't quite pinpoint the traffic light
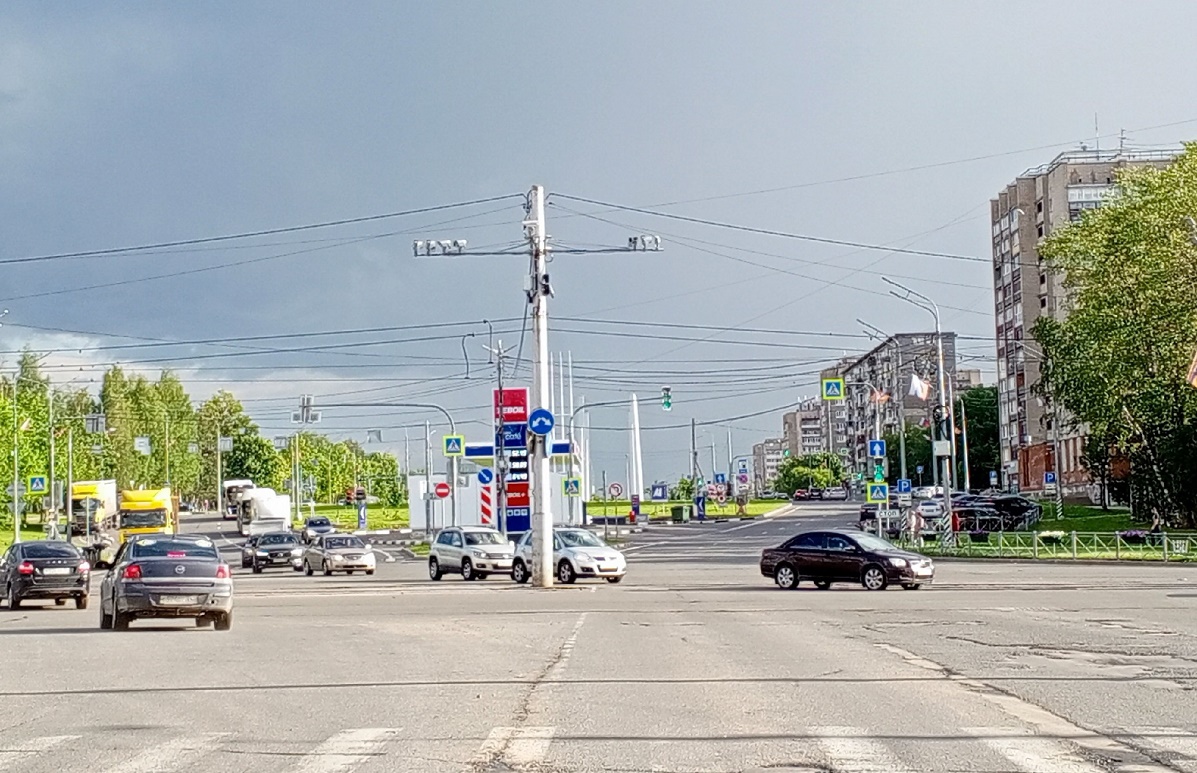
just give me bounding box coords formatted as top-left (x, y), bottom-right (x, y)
top-left (355, 487), bottom-right (367, 504)
top-left (873, 460), bottom-right (886, 483)
top-left (661, 386), bottom-right (672, 411)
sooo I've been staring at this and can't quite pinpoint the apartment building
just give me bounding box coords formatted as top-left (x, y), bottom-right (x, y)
top-left (782, 399), bottom-right (824, 459)
top-left (751, 438), bottom-right (785, 493)
top-left (990, 147), bottom-right (1179, 494)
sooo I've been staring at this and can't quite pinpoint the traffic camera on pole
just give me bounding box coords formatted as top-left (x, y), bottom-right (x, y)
top-left (661, 386), bottom-right (672, 411)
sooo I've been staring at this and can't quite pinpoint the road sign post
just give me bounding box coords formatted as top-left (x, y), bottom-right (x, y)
top-left (821, 378), bottom-right (846, 401)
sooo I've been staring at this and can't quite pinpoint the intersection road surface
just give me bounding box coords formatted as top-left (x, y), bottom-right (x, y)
top-left (1, 505), bottom-right (1196, 772)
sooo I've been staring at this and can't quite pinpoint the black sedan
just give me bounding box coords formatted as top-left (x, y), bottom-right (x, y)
top-left (249, 532), bottom-right (304, 573)
top-left (99, 535), bottom-right (233, 630)
top-left (0, 540), bottom-right (91, 609)
top-left (760, 529), bottom-right (934, 591)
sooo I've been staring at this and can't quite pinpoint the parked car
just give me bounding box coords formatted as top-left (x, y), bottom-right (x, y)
top-left (428, 526), bottom-right (514, 581)
top-left (302, 534), bottom-right (375, 576)
top-left (511, 527), bottom-right (627, 584)
top-left (822, 487), bottom-right (849, 501)
top-left (99, 535), bottom-right (232, 630)
top-left (301, 516), bottom-right (336, 543)
top-left (760, 529), bottom-right (934, 591)
top-left (792, 489), bottom-right (811, 502)
top-left (916, 499), bottom-right (945, 519)
top-left (1, 540), bottom-right (91, 609)
top-left (249, 532), bottom-right (304, 573)
top-left (912, 486), bottom-right (936, 499)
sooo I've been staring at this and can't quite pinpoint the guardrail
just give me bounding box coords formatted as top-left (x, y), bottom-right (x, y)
top-left (889, 531), bottom-right (1197, 562)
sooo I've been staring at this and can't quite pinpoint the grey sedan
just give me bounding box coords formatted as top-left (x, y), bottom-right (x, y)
top-left (99, 536), bottom-right (233, 630)
top-left (302, 534), bottom-right (376, 576)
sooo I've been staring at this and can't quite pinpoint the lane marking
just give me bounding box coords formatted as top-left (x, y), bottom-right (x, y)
top-left (875, 644), bottom-right (1174, 772)
top-left (506, 727), bottom-right (555, 767)
top-left (0, 735), bottom-right (78, 771)
top-left (289, 727), bottom-right (399, 773)
top-left (547, 613), bottom-right (587, 681)
top-left (965, 728), bottom-right (1106, 773)
top-left (811, 726), bottom-right (916, 773)
top-left (466, 727), bottom-right (512, 768)
top-left (104, 732), bottom-right (229, 773)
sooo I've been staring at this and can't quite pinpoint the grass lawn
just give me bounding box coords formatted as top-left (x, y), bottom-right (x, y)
top-left (1035, 504), bottom-right (1140, 533)
top-left (299, 503), bottom-right (409, 531)
top-left (0, 527), bottom-right (53, 553)
top-left (588, 499), bottom-right (784, 520)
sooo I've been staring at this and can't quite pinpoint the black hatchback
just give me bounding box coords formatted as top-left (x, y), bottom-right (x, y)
top-left (0, 540), bottom-right (91, 609)
top-left (760, 529), bottom-right (934, 591)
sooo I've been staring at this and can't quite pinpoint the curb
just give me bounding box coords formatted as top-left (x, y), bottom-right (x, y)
top-left (929, 554), bottom-right (1197, 566)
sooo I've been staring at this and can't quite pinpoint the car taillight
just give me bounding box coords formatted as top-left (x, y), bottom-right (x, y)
top-left (17, 561), bottom-right (34, 575)
top-left (122, 564), bottom-right (142, 580)
top-left (216, 564), bottom-right (230, 579)
top-left (78, 561), bottom-right (90, 574)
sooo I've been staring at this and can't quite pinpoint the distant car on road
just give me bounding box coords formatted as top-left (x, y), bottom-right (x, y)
top-left (916, 499), bottom-right (945, 519)
top-left (99, 535), bottom-right (232, 630)
top-left (760, 529), bottom-right (934, 591)
top-left (821, 487), bottom-right (849, 501)
top-left (301, 516), bottom-right (336, 543)
top-left (511, 528), bottom-right (626, 585)
top-left (429, 526), bottom-right (514, 581)
top-left (1, 540), bottom-right (91, 610)
top-left (303, 534), bottom-right (375, 576)
top-left (249, 532), bottom-right (304, 573)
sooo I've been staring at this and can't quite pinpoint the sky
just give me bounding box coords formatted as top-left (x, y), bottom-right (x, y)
top-left (2, 1), bottom-right (1196, 484)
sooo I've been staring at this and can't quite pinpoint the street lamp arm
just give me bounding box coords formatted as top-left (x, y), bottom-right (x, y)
top-left (316, 403), bottom-right (456, 434)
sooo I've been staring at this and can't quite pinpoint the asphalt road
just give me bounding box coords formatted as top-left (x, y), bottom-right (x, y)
top-left (2, 504), bottom-right (1196, 772)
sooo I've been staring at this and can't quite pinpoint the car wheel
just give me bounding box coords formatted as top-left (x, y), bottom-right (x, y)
top-left (346, 570), bottom-right (354, 576)
top-left (461, 559), bottom-right (475, 581)
top-left (322, 561), bottom-right (333, 577)
top-left (214, 611), bottom-right (233, 631)
top-left (429, 557), bottom-right (442, 581)
top-left (99, 603), bottom-right (113, 629)
top-left (605, 576), bottom-right (623, 584)
top-left (813, 579), bottom-right (832, 590)
top-left (773, 564), bottom-right (798, 590)
top-left (304, 560), bottom-right (314, 576)
top-left (75, 594), bottom-right (89, 610)
top-left (113, 608), bottom-right (131, 631)
top-left (366, 569), bottom-right (375, 576)
top-left (862, 565), bottom-right (888, 591)
top-left (511, 560), bottom-right (529, 584)
top-left (54, 598), bottom-right (66, 606)
top-left (252, 564), bottom-right (262, 574)
top-left (196, 615), bottom-right (212, 628)
top-left (557, 560), bottom-right (576, 585)
top-left (901, 583), bottom-right (922, 591)
top-left (6, 584), bottom-right (20, 609)
top-left (476, 572), bottom-right (488, 581)
top-left (241, 559), bottom-right (250, 569)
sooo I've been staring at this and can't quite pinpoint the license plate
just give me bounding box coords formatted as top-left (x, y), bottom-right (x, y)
top-left (43, 568), bottom-right (71, 576)
top-left (915, 569), bottom-right (933, 577)
top-left (159, 595), bottom-right (198, 605)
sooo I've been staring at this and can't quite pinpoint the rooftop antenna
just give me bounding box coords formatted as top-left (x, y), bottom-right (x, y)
top-left (1095, 112), bottom-right (1100, 154)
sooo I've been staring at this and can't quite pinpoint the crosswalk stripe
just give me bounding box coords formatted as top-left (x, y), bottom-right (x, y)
top-left (289, 727), bottom-right (399, 773)
top-left (505, 727), bottom-right (555, 767)
top-left (811, 727), bottom-right (917, 773)
top-left (104, 733), bottom-right (229, 773)
top-left (1117, 727), bottom-right (1197, 771)
top-left (0, 735), bottom-right (78, 771)
top-left (968, 728), bottom-right (1106, 772)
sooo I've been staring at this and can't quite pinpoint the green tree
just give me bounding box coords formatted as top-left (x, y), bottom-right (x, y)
top-left (197, 391), bottom-right (256, 499)
top-left (957, 386), bottom-right (999, 490)
top-left (224, 434), bottom-right (286, 490)
top-left (883, 424), bottom-right (933, 486)
top-left (671, 476), bottom-right (695, 501)
top-left (1033, 144), bottom-right (1197, 527)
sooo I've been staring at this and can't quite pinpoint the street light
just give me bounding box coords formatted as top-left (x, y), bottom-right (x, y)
top-left (883, 277), bottom-right (955, 539)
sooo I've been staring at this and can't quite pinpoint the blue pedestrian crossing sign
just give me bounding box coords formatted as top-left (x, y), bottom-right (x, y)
top-left (868, 439), bottom-right (886, 458)
top-left (528, 408), bottom-right (555, 436)
top-left (821, 377), bottom-right (846, 401)
top-left (563, 478), bottom-right (581, 497)
top-left (442, 435), bottom-right (464, 457)
top-left (27, 476), bottom-right (47, 495)
top-left (477, 468), bottom-right (494, 485)
top-left (896, 478), bottom-right (912, 494)
top-left (866, 483), bottom-right (889, 504)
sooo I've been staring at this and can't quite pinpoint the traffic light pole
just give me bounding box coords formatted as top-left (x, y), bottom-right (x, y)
top-left (567, 398), bottom-right (631, 525)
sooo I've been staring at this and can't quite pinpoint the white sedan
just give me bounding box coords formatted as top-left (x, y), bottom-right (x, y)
top-left (511, 528), bottom-right (627, 584)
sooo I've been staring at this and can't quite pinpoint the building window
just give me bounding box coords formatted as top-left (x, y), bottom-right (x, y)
top-left (1036, 200), bottom-right (1043, 214)
top-left (1039, 297), bottom-right (1047, 309)
top-left (1037, 225), bottom-right (1044, 238)
top-left (1039, 273), bottom-right (1047, 285)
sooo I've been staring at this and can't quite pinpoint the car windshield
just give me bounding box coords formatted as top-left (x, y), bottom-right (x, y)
top-left (22, 542), bottom-right (80, 559)
top-left (325, 536), bottom-right (365, 549)
top-left (131, 538), bottom-right (219, 560)
top-left (558, 530), bottom-right (604, 548)
top-left (464, 531), bottom-right (504, 545)
top-left (308, 518), bottom-right (331, 527)
top-left (120, 509), bottom-right (168, 528)
top-left (853, 534), bottom-right (899, 552)
top-left (260, 534), bottom-right (298, 545)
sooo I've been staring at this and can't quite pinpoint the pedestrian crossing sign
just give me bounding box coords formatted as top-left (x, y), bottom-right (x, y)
top-left (442, 435), bottom-right (464, 457)
top-left (821, 377), bottom-right (845, 401)
top-left (563, 478), bottom-right (581, 497)
top-left (866, 483), bottom-right (889, 504)
top-left (27, 475), bottom-right (47, 495)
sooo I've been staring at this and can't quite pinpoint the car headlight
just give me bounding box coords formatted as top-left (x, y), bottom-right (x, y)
top-left (574, 552), bottom-right (593, 561)
top-left (291, 548), bottom-right (303, 556)
top-left (255, 550), bottom-right (268, 557)
top-left (472, 549), bottom-right (486, 558)
top-left (888, 557), bottom-right (907, 567)
top-left (331, 554), bottom-right (345, 562)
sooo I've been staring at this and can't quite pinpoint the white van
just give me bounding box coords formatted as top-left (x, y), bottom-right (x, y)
top-left (239, 488), bottom-right (293, 537)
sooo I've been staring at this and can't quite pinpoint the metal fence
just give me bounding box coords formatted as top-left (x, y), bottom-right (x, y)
top-left (891, 531), bottom-right (1197, 562)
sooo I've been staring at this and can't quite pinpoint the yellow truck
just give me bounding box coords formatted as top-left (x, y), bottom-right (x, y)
top-left (117, 488), bottom-right (178, 543)
top-left (69, 480), bottom-right (118, 537)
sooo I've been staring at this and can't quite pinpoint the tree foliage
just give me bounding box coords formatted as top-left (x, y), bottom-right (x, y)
top-left (957, 386), bottom-right (999, 489)
top-left (1032, 143), bottom-right (1197, 527)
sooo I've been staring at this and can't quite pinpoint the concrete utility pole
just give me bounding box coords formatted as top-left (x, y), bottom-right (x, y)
top-left (690, 418), bottom-right (698, 484)
top-left (11, 375), bottom-right (20, 544)
top-left (526, 184), bottom-right (554, 587)
top-left (424, 421), bottom-right (433, 531)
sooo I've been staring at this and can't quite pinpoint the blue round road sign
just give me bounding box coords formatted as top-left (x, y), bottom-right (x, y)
top-left (528, 407), bottom-right (555, 436)
top-left (477, 468), bottom-right (494, 485)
